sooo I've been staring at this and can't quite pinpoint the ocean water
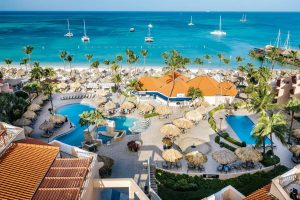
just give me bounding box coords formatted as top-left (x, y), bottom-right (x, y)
top-left (0, 11), bottom-right (299, 68)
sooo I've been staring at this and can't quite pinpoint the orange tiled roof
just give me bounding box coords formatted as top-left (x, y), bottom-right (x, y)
top-left (244, 184), bottom-right (273, 200)
top-left (157, 78), bottom-right (190, 97)
top-left (188, 76), bottom-right (221, 96)
top-left (158, 72), bottom-right (189, 83)
top-left (139, 76), bottom-right (162, 91)
top-left (219, 81), bottom-right (238, 96)
top-left (0, 143), bottom-right (59, 200)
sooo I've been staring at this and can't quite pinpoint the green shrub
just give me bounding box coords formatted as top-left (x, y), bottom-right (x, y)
top-left (221, 132), bottom-right (229, 138)
top-left (111, 85), bottom-right (118, 93)
top-left (219, 142), bottom-right (236, 152)
top-left (215, 136), bottom-right (220, 144)
top-left (15, 90), bottom-right (29, 99)
top-left (261, 154), bottom-right (280, 167)
top-left (144, 112), bottom-right (159, 118)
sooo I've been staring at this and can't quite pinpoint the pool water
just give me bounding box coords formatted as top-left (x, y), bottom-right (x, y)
top-left (55, 103), bottom-right (138, 147)
top-left (226, 115), bottom-right (271, 145)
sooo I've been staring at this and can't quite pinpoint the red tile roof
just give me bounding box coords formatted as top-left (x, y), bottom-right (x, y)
top-left (244, 184), bottom-right (273, 200)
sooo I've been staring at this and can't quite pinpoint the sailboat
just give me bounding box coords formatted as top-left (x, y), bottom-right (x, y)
top-left (188, 16), bottom-right (194, 26)
top-left (145, 23), bottom-right (154, 42)
top-left (283, 31), bottom-right (290, 50)
top-left (64, 19), bottom-right (73, 37)
top-left (81, 20), bottom-right (90, 42)
top-left (210, 16), bottom-right (226, 36)
top-left (240, 14), bottom-right (247, 22)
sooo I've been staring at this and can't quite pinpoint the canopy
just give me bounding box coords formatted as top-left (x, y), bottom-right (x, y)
top-left (57, 82), bottom-right (68, 89)
top-left (160, 124), bottom-right (181, 137)
top-left (39, 120), bottom-right (54, 131)
top-left (292, 129), bottom-right (300, 139)
top-left (22, 110), bottom-right (37, 120)
top-left (137, 102), bottom-right (154, 113)
top-left (185, 110), bottom-right (203, 122)
top-left (162, 149), bottom-right (183, 162)
top-left (70, 82), bottom-right (81, 90)
top-left (104, 101), bottom-right (116, 111)
top-left (38, 94), bottom-right (49, 101)
top-left (121, 101), bottom-right (135, 110)
top-left (96, 89), bottom-right (109, 97)
top-left (176, 137), bottom-right (211, 153)
top-left (14, 118), bottom-right (31, 126)
top-left (34, 98), bottom-right (44, 105)
top-left (185, 151), bottom-right (208, 165)
top-left (173, 118), bottom-right (193, 129)
top-left (212, 150), bottom-right (238, 165)
top-left (27, 103), bottom-right (41, 111)
top-left (50, 115), bottom-right (66, 124)
top-left (94, 97), bottom-right (107, 106)
top-left (290, 145), bottom-right (300, 156)
top-left (235, 147), bottom-right (263, 162)
top-left (155, 105), bottom-right (172, 115)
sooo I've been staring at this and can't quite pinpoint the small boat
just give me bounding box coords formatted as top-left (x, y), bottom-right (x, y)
top-left (210, 16), bottom-right (226, 36)
top-left (130, 27), bottom-right (135, 32)
top-left (145, 24), bottom-right (154, 43)
top-left (64, 19), bottom-right (73, 37)
top-left (188, 16), bottom-right (194, 26)
top-left (240, 14), bottom-right (247, 23)
top-left (81, 20), bottom-right (90, 42)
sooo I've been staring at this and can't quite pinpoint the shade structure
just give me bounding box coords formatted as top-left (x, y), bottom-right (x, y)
top-left (27, 103), bottom-right (41, 111)
top-left (104, 101), bottom-right (116, 111)
top-left (162, 137), bottom-right (172, 146)
top-left (155, 105), bottom-right (172, 116)
top-left (160, 124), bottom-right (181, 137)
top-left (173, 118), bottom-right (193, 129)
top-left (185, 110), bottom-right (203, 122)
top-left (137, 102), bottom-right (154, 113)
top-left (185, 151), bottom-right (208, 165)
top-left (177, 137), bottom-right (211, 154)
top-left (235, 147), bottom-right (263, 162)
top-left (94, 97), bottom-right (107, 106)
top-left (121, 101), bottom-right (135, 110)
top-left (195, 100), bottom-right (210, 108)
top-left (57, 82), bottom-right (68, 89)
top-left (39, 120), bottom-right (54, 131)
top-left (23, 126), bottom-right (33, 136)
top-left (50, 115), bottom-right (66, 124)
top-left (212, 150), bottom-right (238, 165)
top-left (38, 94), bottom-right (49, 101)
top-left (291, 129), bottom-right (300, 139)
top-left (22, 110), bottom-right (37, 120)
top-left (96, 89), bottom-right (109, 97)
top-left (34, 98), bottom-right (44, 105)
top-left (162, 149), bottom-right (183, 162)
top-left (13, 118), bottom-right (31, 126)
top-left (16, 68), bottom-right (26, 76)
top-left (290, 145), bottom-right (300, 156)
top-left (70, 82), bottom-right (81, 90)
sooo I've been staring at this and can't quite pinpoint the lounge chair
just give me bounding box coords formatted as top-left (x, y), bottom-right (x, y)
top-left (162, 162), bottom-right (169, 169)
top-left (176, 161), bottom-right (182, 169)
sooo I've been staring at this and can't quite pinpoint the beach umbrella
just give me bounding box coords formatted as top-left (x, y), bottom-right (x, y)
top-left (38, 94), bottom-right (49, 101)
top-left (94, 97), bottom-right (107, 106)
top-left (185, 151), bottom-right (208, 165)
top-left (58, 82), bottom-right (68, 89)
top-left (27, 103), bottom-right (41, 111)
top-left (70, 82), bottom-right (81, 90)
top-left (162, 137), bottom-right (172, 146)
top-left (137, 102), bottom-right (154, 113)
top-left (212, 150), bottom-right (238, 165)
top-left (121, 101), bottom-right (135, 110)
top-left (291, 129), bottom-right (300, 139)
top-left (39, 120), bottom-right (54, 131)
top-left (22, 110), bottom-right (37, 120)
top-left (162, 149), bottom-right (183, 163)
top-left (16, 69), bottom-right (26, 77)
top-left (50, 115), bottom-right (66, 124)
top-left (173, 118), bottom-right (193, 129)
top-left (160, 124), bottom-right (181, 137)
top-left (34, 98), bottom-right (44, 105)
top-left (13, 118), bottom-right (31, 126)
top-left (290, 145), bottom-right (300, 156)
top-left (196, 100), bottom-right (210, 108)
top-left (155, 105), bottom-right (172, 116)
top-left (23, 126), bottom-right (33, 136)
top-left (185, 110), bottom-right (202, 122)
top-left (235, 147), bottom-right (263, 162)
top-left (104, 101), bottom-right (116, 111)
top-left (96, 89), bottom-right (109, 97)
top-left (176, 137), bottom-right (211, 154)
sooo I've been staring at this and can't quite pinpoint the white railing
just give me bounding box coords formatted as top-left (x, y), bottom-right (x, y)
top-left (279, 174), bottom-right (298, 187)
top-left (147, 159), bottom-right (162, 200)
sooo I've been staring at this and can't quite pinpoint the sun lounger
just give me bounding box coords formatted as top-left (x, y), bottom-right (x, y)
top-left (176, 161), bottom-right (182, 169)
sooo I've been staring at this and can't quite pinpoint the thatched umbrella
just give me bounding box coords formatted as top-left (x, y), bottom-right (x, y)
top-left (94, 97), bottom-right (107, 106)
top-left (212, 150), bottom-right (238, 165)
top-left (50, 115), bottom-right (66, 124)
top-left (70, 82), bottom-right (81, 90)
top-left (27, 103), bottom-right (41, 111)
top-left (121, 101), bottom-right (135, 110)
top-left (137, 102), bottom-right (154, 113)
top-left (23, 126), bottom-right (33, 136)
top-left (185, 151), bottom-right (208, 165)
top-left (160, 124), bottom-right (181, 137)
top-left (162, 149), bottom-right (183, 162)
top-left (290, 145), bottom-right (300, 156)
top-left (96, 89), bottom-right (109, 97)
top-left (104, 101), bottom-right (116, 111)
top-left (58, 82), bottom-right (68, 90)
top-left (177, 137), bottom-right (211, 154)
top-left (14, 118), bottom-right (31, 126)
top-left (22, 110), bottom-right (37, 120)
top-left (155, 105), bottom-right (172, 116)
top-left (34, 98), bottom-right (44, 105)
top-left (173, 118), bottom-right (193, 129)
top-left (196, 100), bottom-right (210, 108)
top-left (38, 94), bottom-right (49, 101)
top-left (185, 110), bottom-right (203, 122)
top-left (39, 120), bottom-right (54, 131)
top-left (291, 129), bottom-right (300, 139)
top-left (235, 147), bottom-right (263, 162)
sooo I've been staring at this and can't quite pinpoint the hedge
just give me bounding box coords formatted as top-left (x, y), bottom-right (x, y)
top-left (156, 165), bottom-right (288, 200)
top-left (208, 104), bottom-right (224, 132)
top-left (144, 112), bottom-right (159, 118)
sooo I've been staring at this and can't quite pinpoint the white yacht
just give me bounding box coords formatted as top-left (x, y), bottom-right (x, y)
top-left (130, 27), bottom-right (135, 32)
top-left (64, 19), bottom-right (73, 37)
top-left (188, 16), bottom-right (194, 26)
top-left (145, 23), bottom-right (154, 42)
top-left (81, 20), bottom-right (90, 42)
top-left (240, 14), bottom-right (247, 23)
top-left (210, 16), bottom-right (226, 36)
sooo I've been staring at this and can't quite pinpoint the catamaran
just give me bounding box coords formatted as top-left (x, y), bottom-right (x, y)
top-left (240, 14), bottom-right (247, 22)
top-left (145, 23), bottom-right (154, 42)
top-left (188, 16), bottom-right (194, 26)
top-left (81, 20), bottom-right (90, 42)
top-left (210, 16), bottom-right (226, 36)
top-left (64, 19), bottom-right (73, 37)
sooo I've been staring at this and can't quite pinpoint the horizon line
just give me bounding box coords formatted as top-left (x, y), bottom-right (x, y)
top-left (1, 10), bottom-right (300, 12)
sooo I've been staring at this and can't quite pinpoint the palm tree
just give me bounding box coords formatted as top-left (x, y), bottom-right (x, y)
top-left (290, 50), bottom-right (298, 66)
top-left (31, 65), bottom-right (44, 82)
top-left (4, 59), bottom-right (12, 68)
top-left (111, 74), bottom-right (122, 93)
top-left (22, 45), bottom-right (34, 68)
top-left (204, 54), bottom-right (212, 65)
top-left (20, 58), bottom-right (29, 71)
top-left (187, 87), bottom-right (203, 101)
top-left (91, 60), bottom-right (100, 71)
top-left (111, 63), bottom-right (120, 74)
top-left (103, 60), bottom-right (110, 70)
top-left (65, 55), bottom-right (73, 69)
top-left (194, 58), bottom-right (204, 72)
top-left (141, 49), bottom-right (148, 67)
top-left (59, 51), bottom-right (68, 69)
top-left (285, 98), bottom-right (300, 143)
top-left (268, 47), bottom-right (280, 71)
top-left (23, 81), bottom-right (41, 96)
top-left (217, 53), bottom-right (224, 66)
top-left (115, 54), bottom-right (123, 69)
top-left (42, 82), bottom-right (57, 113)
top-left (43, 67), bottom-right (56, 79)
top-left (86, 54), bottom-right (93, 64)
top-left (223, 58), bottom-right (230, 66)
top-left (253, 111), bottom-right (287, 155)
top-left (125, 49), bottom-right (134, 73)
top-left (127, 78), bottom-right (142, 92)
top-left (235, 56), bottom-right (243, 65)
top-left (79, 111), bottom-right (91, 133)
top-left (131, 54), bottom-right (139, 75)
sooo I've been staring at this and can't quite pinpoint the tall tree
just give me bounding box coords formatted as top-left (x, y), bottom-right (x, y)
top-left (217, 53), bottom-right (224, 66)
top-left (103, 60), bottom-right (110, 71)
top-left (20, 58), bottom-right (29, 71)
top-left (268, 47), bottom-right (280, 71)
top-left (235, 56), bottom-right (243, 65)
top-left (111, 74), bottom-right (122, 93)
top-left (42, 82), bottom-right (58, 113)
top-left (86, 54), bottom-right (93, 64)
top-left (91, 60), bottom-right (100, 71)
top-left (22, 45), bottom-right (34, 68)
top-left (285, 98), bottom-right (300, 143)
top-left (204, 54), bottom-right (212, 65)
top-left (187, 87), bottom-right (203, 101)
top-left (194, 57), bottom-right (204, 72)
top-left (115, 54), bottom-right (123, 69)
top-left (4, 58), bottom-right (12, 68)
top-left (59, 51), bottom-right (68, 69)
top-left (65, 55), bottom-right (73, 69)
top-left (141, 49), bottom-right (148, 67)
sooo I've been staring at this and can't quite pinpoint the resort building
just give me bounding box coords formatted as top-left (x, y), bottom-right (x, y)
top-left (137, 72), bottom-right (238, 106)
top-left (274, 74), bottom-right (300, 104)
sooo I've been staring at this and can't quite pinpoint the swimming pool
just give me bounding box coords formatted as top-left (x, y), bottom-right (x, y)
top-left (226, 115), bottom-right (271, 145)
top-left (55, 103), bottom-right (138, 147)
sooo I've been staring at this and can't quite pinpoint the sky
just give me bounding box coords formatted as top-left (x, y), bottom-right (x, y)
top-left (1, 0), bottom-right (300, 11)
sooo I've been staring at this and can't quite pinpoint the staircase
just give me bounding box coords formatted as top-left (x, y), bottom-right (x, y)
top-left (149, 165), bottom-right (158, 193)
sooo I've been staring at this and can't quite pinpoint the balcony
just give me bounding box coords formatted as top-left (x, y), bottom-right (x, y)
top-left (0, 122), bottom-right (25, 154)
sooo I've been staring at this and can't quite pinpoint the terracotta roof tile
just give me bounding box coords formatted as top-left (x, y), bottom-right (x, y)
top-left (244, 184), bottom-right (273, 200)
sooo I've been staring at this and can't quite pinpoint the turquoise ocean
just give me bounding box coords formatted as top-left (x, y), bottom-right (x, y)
top-left (0, 11), bottom-right (299, 68)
